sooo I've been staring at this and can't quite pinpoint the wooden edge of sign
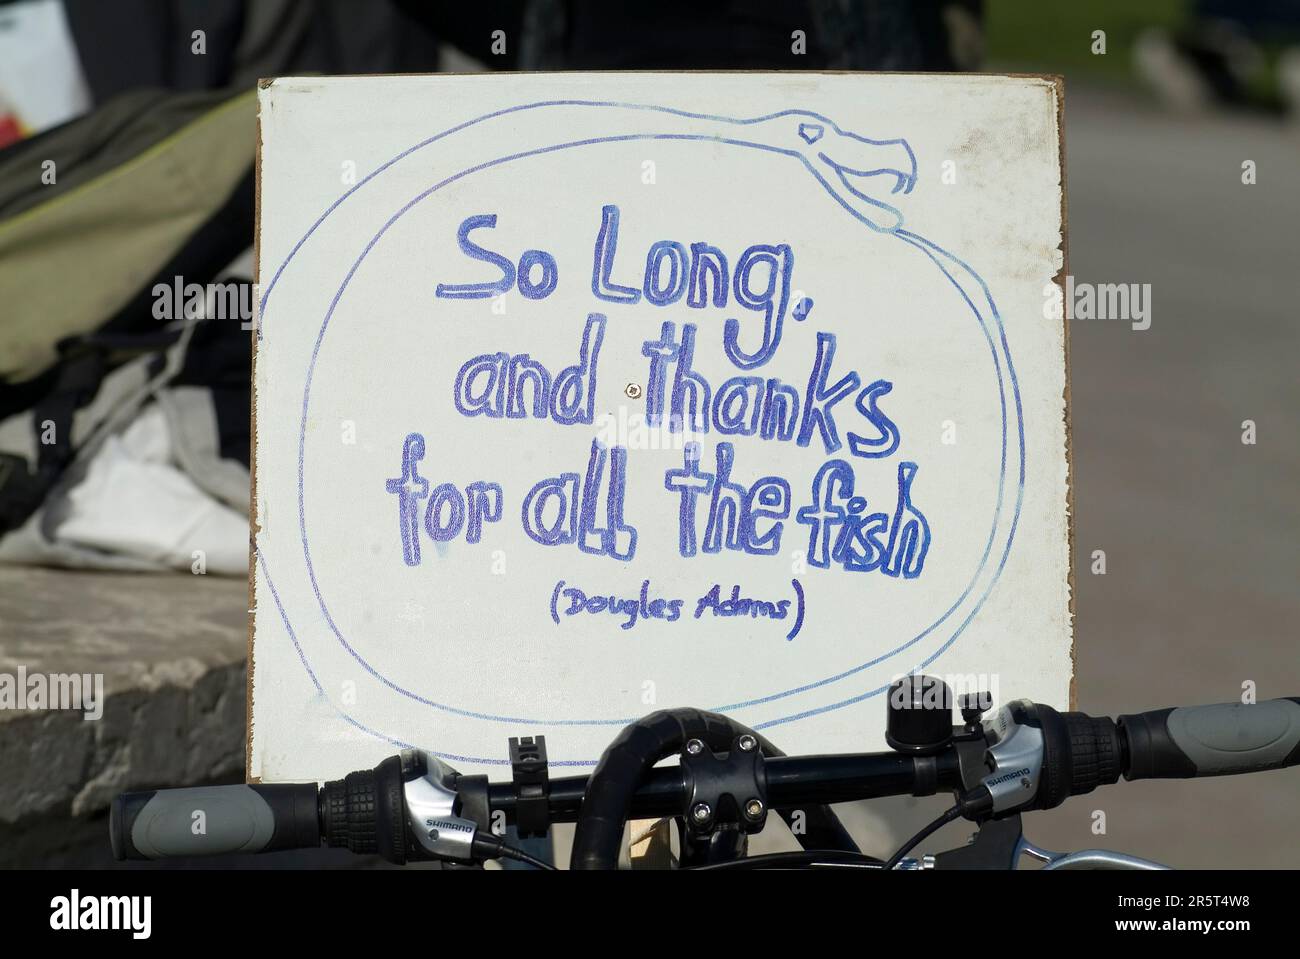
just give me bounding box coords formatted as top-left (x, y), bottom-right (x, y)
top-left (248, 68), bottom-right (1070, 82)
top-left (245, 82), bottom-right (265, 784)
top-left (1049, 75), bottom-right (1077, 712)
top-left (239, 70), bottom-right (1076, 776)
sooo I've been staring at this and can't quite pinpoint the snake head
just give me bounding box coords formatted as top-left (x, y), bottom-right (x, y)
top-left (779, 112), bottom-right (917, 232)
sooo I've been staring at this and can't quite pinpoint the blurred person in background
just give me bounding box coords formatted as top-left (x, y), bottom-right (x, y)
top-left (1134, 0), bottom-right (1300, 117)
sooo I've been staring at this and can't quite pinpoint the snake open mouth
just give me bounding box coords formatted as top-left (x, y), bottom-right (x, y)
top-left (824, 152), bottom-right (917, 196)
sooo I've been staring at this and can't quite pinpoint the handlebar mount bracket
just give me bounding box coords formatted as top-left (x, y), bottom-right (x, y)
top-left (509, 735), bottom-right (551, 839)
top-left (680, 735), bottom-right (768, 840)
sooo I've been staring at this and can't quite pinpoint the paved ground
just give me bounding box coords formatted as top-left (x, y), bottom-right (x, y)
top-left (0, 83), bottom-right (1295, 869)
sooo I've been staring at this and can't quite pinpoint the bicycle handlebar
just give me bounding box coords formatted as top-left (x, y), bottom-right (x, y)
top-left (111, 752), bottom-right (947, 862)
top-left (109, 694), bottom-right (1300, 865)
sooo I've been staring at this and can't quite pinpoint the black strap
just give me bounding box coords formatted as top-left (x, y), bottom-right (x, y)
top-left (0, 343), bottom-right (110, 534)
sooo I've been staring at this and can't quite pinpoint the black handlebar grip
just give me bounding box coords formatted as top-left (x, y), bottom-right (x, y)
top-left (1119, 698), bottom-right (1300, 780)
top-left (110, 784), bottom-right (320, 860)
top-left (1061, 711), bottom-right (1124, 797)
top-left (1025, 706), bottom-right (1125, 809)
top-left (318, 755), bottom-right (409, 863)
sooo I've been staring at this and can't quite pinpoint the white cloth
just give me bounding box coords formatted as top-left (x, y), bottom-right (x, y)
top-left (53, 403), bottom-right (247, 574)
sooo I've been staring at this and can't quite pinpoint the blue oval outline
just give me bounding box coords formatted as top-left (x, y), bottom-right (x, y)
top-left (256, 100), bottom-right (1026, 762)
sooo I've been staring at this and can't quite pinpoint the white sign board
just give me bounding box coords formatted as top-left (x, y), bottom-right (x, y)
top-left (249, 73), bottom-right (1072, 781)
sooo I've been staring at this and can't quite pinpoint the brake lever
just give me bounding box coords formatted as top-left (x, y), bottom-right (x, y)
top-left (1016, 837), bottom-right (1171, 870)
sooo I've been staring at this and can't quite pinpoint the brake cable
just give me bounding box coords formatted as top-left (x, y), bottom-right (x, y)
top-left (882, 783), bottom-right (998, 870)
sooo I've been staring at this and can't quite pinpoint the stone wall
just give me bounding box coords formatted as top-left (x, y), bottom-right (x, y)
top-left (0, 567), bottom-right (248, 865)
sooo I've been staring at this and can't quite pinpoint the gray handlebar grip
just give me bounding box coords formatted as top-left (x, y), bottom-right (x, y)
top-left (111, 784), bottom-right (320, 860)
top-left (1120, 698), bottom-right (1300, 780)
